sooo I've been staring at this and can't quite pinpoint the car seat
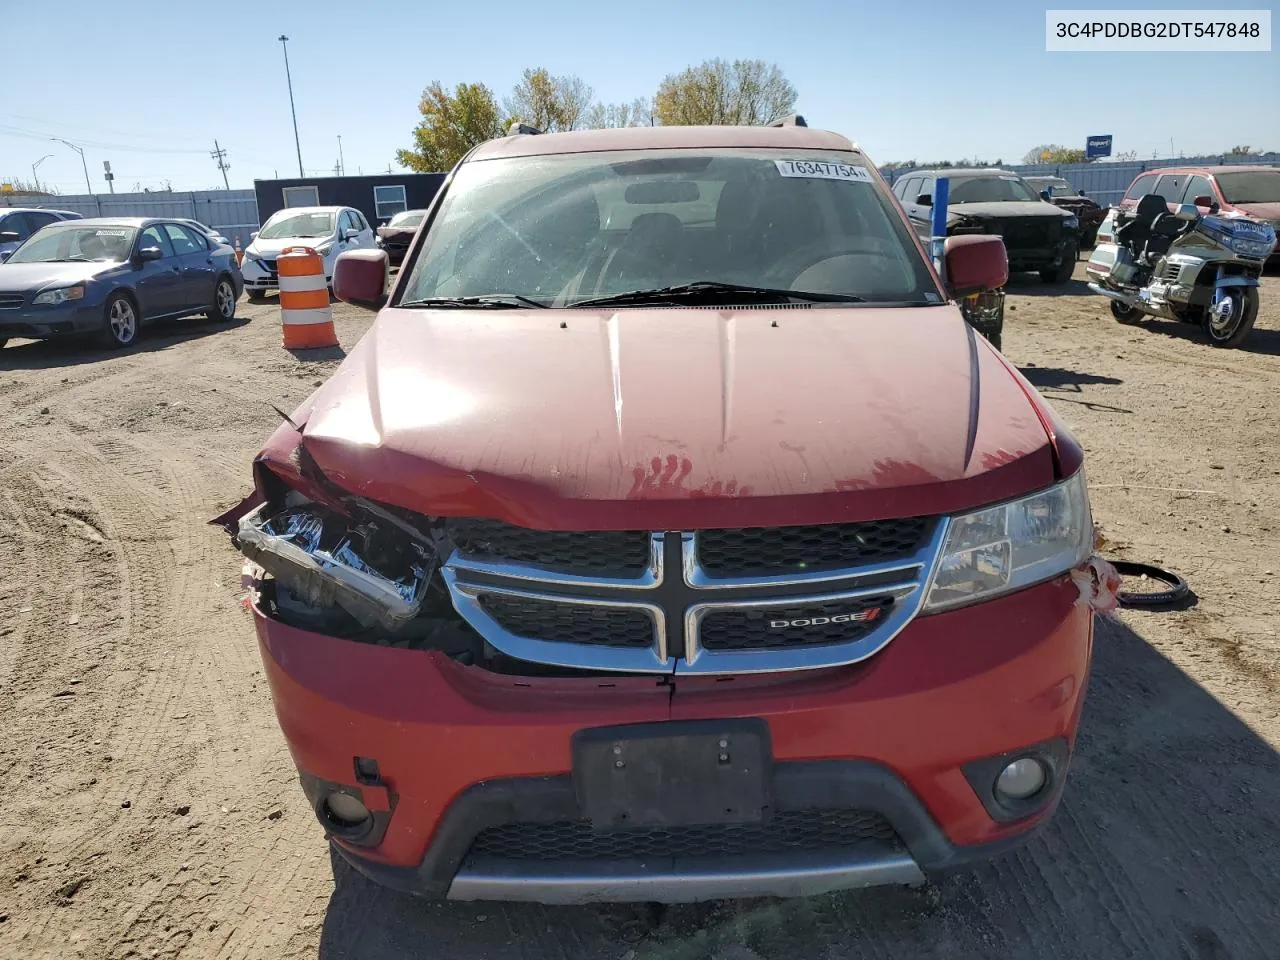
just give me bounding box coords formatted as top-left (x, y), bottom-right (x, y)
top-left (601, 212), bottom-right (684, 290)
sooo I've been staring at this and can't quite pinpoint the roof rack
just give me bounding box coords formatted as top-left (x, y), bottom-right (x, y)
top-left (508, 122), bottom-right (543, 136)
top-left (768, 114), bottom-right (807, 128)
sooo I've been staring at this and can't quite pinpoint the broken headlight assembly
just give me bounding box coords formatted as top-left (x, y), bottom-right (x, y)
top-left (237, 499), bottom-right (436, 631)
top-left (922, 470), bottom-right (1093, 612)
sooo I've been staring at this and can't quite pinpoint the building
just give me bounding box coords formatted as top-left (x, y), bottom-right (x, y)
top-left (252, 173), bottom-right (447, 230)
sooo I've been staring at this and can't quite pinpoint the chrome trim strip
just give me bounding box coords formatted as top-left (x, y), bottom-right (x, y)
top-left (448, 532), bottom-right (664, 590)
top-left (443, 569), bottom-right (670, 673)
top-left (447, 848), bottom-right (925, 904)
top-left (681, 530), bottom-right (935, 590)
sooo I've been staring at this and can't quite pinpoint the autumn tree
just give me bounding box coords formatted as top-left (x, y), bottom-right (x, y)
top-left (1022, 144), bottom-right (1088, 165)
top-left (654, 59), bottom-right (797, 126)
top-left (396, 81), bottom-right (506, 173)
top-left (505, 68), bottom-right (594, 132)
top-left (584, 97), bottom-right (656, 129)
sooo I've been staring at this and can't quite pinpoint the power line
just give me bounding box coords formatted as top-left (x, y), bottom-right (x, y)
top-left (211, 140), bottom-right (231, 190)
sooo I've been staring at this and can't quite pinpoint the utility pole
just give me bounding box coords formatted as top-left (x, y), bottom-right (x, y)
top-left (32, 154), bottom-right (52, 193)
top-left (337, 134), bottom-right (345, 176)
top-left (53, 138), bottom-right (92, 196)
top-left (211, 140), bottom-right (231, 189)
top-left (103, 160), bottom-right (115, 194)
top-left (278, 35), bottom-right (304, 178)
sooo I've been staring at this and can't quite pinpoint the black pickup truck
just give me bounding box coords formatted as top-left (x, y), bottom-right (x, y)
top-left (891, 168), bottom-right (1081, 284)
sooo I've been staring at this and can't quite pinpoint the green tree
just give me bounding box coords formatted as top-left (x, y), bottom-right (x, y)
top-left (1226, 145), bottom-right (1254, 156)
top-left (505, 68), bottom-right (594, 132)
top-left (1022, 144), bottom-right (1088, 165)
top-left (396, 81), bottom-right (505, 173)
top-left (654, 59), bottom-right (797, 126)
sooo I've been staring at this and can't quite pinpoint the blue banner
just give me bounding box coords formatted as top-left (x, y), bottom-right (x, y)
top-left (1086, 135), bottom-right (1113, 159)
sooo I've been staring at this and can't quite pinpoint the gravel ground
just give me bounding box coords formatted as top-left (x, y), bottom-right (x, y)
top-left (1, 264), bottom-right (1278, 960)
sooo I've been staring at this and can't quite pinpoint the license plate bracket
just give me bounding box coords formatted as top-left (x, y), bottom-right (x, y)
top-left (572, 719), bottom-right (772, 830)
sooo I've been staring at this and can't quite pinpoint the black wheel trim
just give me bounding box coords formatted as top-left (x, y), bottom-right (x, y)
top-left (1110, 560), bottom-right (1189, 608)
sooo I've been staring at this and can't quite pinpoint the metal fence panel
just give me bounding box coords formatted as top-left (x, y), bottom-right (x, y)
top-left (2, 189), bottom-right (261, 245)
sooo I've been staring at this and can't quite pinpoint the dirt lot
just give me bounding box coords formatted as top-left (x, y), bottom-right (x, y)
top-left (2, 266), bottom-right (1279, 960)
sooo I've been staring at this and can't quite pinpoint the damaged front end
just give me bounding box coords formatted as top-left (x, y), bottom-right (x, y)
top-left (237, 499), bottom-right (435, 632)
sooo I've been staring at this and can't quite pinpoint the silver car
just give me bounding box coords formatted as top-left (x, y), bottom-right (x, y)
top-left (0, 208), bottom-right (83, 258)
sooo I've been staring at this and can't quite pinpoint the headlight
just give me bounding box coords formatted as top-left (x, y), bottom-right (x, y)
top-left (315, 241), bottom-right (336, 255)
top-left (33, 285), bottom-right (85, 305)
top-left (923, 471), bottom-right (1092, 612)
top-left (1063, 215), bottom-right (1079, 229)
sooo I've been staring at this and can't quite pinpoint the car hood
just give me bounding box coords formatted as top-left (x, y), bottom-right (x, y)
top-left (0, 261), bottom-right (114, 292)
top-left (950, 201), bottom-right (1070, 220)
top-left (287, 305), bottom-right (1057, 529)
top-left (247, 236), bottom-right (335, 256)
top-left (377, 225), bottom-right (416, 241)
top-left (1230, 201), bottom-right (1280, 221)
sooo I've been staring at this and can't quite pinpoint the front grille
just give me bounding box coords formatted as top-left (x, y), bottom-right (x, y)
top-left (477, 594), bottom-right (654, 648)
top-left (699, 597), bottom-right (894, 651)
top-left (696, 518), bottom-right (934, 577)
top-left (446, 518), bottom-right (651, 576)
top-left (0, 293), bottom-right (24, 309)
top-left (999, 219), bottom-right (1060, 249)
top-left (466, 809), bottom-right (899, 862)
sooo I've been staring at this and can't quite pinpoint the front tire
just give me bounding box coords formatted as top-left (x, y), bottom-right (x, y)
top-left (207, 276), bottom-right (237, 321)
top-left (1206, 286), bottom-right (1259, 349)
top-left (1041, 244), bottom-right (1077, 284)
top-left (1110, 299), bottom-right (1142, 324)
top-left (100, 293), bottom-right (140, 348)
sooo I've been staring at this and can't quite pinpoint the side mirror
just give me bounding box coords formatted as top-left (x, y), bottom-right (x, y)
top-left (333, 249), bottom-right (389, 308)
top-left (1040, 189), bottom-right (1053, 202)
top-left (944, 235), bottom-right (1008, 297)
top-left (250, 231), bottom-right (259, 241)
top-left (0, 251), bottom-right (11, 263)
top-left (136, 246), bottom-right (164, 262)
top-left (343, 229), bottom-right (360, 241)
top-left (915, 193), bottom-right (932, 207)
top-left (0, 231), bottom-right (19, 242)
top-left (1193, 194), bottom-right (1219, 213)
top-left (1174, 203), bottom-right (1200, 221)
top-left (1078, 190), bottom-right (1088, 198)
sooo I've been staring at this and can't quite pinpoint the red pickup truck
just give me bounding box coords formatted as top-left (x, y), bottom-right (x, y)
top-left (218, 121), bottom-right (1097, 905)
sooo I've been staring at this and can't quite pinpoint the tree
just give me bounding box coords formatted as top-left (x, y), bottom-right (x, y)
top-left (1226, 145), bottom-right (1254, 156)
top-left (654, 59), bottom-right (797, 126)
top-left (396, 81), bottom-right (506, 173)
top-left (505, 68), bottom-right (594, 132)
top-left (1022, 144), bottom-right (1088, 165)
top-left (584, 97), bottom-right (656, 129)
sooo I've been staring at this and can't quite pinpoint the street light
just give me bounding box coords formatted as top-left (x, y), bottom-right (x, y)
top-left (278, 35), bottom-right (304, 178)
top-left (52, 138), bottom-right (93, 196)
top-left (32, 154), bottom-right (53, 193)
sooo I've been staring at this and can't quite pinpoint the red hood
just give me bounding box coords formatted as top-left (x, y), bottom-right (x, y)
top-left (292, 306), bottom-right (1056, 529)
top-left (1231, 201), bottom-right (1280, 221)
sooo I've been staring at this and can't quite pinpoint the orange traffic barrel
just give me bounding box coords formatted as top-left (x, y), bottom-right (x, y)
top-left (277, 246), bottom-right (338, 349)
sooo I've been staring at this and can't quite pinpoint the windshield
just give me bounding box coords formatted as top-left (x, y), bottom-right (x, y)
top-left (389, 210), bottom-right (425, 228)
top-left (6, 224), bottom-right (137, 263)
top-left (949, 175), bottom-right (1040, 203)
top-left (402, 148), bottom-right (937, 306)
top-left (258, 211), bottom-right (336, 240)
top-left (1215, 171), bottom-right (1280, 204)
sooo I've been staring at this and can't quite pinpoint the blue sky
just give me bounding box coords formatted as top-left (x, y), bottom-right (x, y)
top-left (3, 0), bottom-right (1276, 193)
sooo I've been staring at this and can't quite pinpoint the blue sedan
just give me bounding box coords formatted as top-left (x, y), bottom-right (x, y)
top-left (0, 217), bottom-right (244, 350)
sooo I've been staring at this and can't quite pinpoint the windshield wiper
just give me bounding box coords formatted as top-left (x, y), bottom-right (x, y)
top-left (570, 281), bottom-right (864, 308)
top-left (399, 294), bottom-right (549, 309)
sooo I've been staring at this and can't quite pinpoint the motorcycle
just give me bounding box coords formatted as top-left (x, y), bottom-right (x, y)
top-left (1085, 193), bottom-right (1277, 348)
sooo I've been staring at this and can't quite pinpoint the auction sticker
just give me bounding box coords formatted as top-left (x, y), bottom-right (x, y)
top-left (775, 160), bottom-right (873, 183)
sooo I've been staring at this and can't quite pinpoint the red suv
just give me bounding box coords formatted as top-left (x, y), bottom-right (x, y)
top-left (1117, 164), bottom-right (1280, 265)
top-left (217, 121), bottom-right (1096, 905)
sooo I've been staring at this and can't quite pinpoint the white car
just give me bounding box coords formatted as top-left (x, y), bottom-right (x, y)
top-left (241, 205), bottom-right (376, 301)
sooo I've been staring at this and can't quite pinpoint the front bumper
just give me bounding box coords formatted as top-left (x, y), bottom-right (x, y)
top-left (241, 256), bottom-right (332, 291)
top-left (0, 300), bottom-right (103, 339)
top-left (253, 576), bottom-right (1092, 902)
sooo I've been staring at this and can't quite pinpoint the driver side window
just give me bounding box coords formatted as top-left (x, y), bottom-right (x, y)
top-left (139, 225), bottom-right (175, 257)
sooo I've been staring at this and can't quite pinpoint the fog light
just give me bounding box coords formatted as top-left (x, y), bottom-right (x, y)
top-left (995, 758), bottom-right (1047, 800)
top-left (324, 791), bottom-right (371, 828)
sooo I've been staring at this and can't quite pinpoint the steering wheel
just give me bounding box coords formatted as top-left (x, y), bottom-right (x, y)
top-left (762, 240), bottom-right (891, 288)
